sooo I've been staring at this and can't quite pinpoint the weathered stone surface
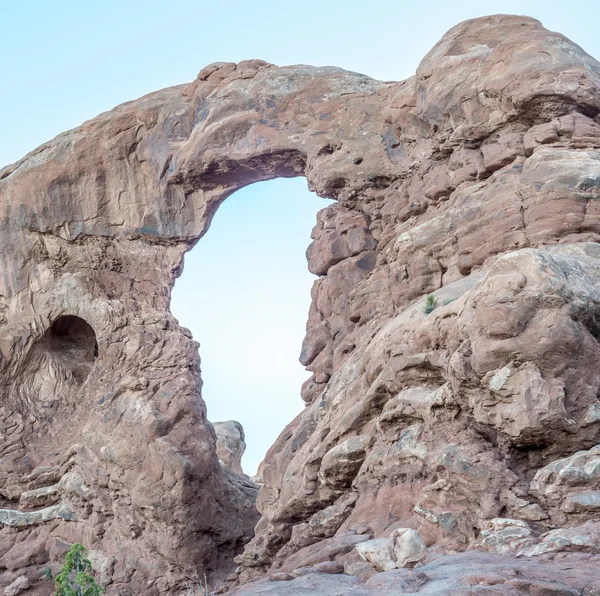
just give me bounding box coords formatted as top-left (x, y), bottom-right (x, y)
top-left (4, 11), bottom-right (600, 595)
top-left (518, 521), bottom-right (600, 557)
top-left (392, 528), bottom-right (428, 568)
top-left (0, 503), bottom-right (75, 527)
top-left (356, 538), bottom-right (396, 572)
top-left (230, 551), bottom-right (600, 595)
top-left (356, 529), bottom-right (427, 571)
top-left (3, 576), bottom-right (28, 596)
top-left (530, 445), bottom-right (600, 520)
top-left (214, 420), bottom-right (248, 475)
top-left (479, 518), bottom-right (534, 555)
top-left (318, 436), bottom-right (368, 490)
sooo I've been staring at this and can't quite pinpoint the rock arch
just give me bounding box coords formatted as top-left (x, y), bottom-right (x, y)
top-left (2, 14), bottom-right (600, 595)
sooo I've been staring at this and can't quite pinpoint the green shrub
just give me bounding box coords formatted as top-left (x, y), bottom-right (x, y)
top-left (423, 294), bottom-right (437, 315)
top-left (55, 542), bottom-right (103, 596)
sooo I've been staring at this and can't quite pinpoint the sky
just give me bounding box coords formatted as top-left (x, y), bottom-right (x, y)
top-left (2, 0), bottom-right (598, 474)
top-left (171, 180), bottom-right (333, 475)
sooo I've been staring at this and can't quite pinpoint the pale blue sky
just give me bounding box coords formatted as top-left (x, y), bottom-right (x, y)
top-left (172, 180), bottom-right (333, 475)
top-left (3, 1), bottom-right (597, 473)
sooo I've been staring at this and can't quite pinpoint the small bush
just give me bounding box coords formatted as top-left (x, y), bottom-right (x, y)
top-left (55, 542), bottom-right (103, 596)
top-left (423, 294), bottom-right (437, 315)
top-left (184, 575), bottom-right (214, 596)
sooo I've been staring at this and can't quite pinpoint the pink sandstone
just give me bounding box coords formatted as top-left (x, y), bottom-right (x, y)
top-left (2, 13), bottom-right (600, 595)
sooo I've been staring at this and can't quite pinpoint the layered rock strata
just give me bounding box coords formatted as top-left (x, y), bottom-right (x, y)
top-left (3, 12), bottom-right (600, 595)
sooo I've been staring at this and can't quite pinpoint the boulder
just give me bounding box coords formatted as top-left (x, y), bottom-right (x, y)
top-left (392, 529), bottom-right (428, 568)
top-left (356, 539), bottom-right (396, 572)
top-left (4, 577), bottom-right (28, 596)
top-left (356, 529), bottom-right (427, 571)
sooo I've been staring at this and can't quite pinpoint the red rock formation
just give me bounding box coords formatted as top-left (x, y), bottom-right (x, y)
top-left (3, 13), bottom-right (600, 595)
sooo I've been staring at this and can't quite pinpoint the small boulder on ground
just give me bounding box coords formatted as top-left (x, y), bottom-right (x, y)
top-left (392, 528), bottom-right (428, 568)
top-left (356, 529), bottom-right (428, 572)
top-left (4, 576), bottom-right (29, 596)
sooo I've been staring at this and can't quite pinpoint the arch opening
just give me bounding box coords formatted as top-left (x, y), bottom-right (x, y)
top-left (171, 178), bottom-right (333, 476)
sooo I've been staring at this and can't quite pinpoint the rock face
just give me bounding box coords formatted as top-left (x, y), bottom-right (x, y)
top-left (3, 12), bottom-right (600, 595)
top-left (214, 420), bottom-right (247, 475)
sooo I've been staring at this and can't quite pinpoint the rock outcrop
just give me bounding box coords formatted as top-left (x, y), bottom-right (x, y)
top-left (213, 421), bottom-right (247, 476)
top-left (3, 12), bottom-right (600, 595)
top-left (229, 551), bottom-right (600, 595)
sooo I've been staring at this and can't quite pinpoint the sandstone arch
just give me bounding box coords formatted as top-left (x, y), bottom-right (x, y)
top-left (3, 13), bottom-right (600, 595)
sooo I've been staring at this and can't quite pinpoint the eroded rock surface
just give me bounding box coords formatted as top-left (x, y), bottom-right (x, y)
top-left (214, 420), bottom-right (248, 476)
top-left (3, 12), bottom-right (600, 595)
top-left (229, 551), bottom-right (600, 595)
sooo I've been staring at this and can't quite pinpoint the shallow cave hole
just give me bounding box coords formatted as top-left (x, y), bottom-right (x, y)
top-left (171, 178), bottom-right (333, 476)
top-left (38, 315), bottom-right (98, 384)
